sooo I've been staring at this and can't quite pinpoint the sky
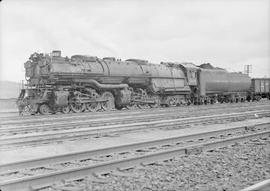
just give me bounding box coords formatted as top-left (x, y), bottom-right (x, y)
top-left (0, 0), bottom-right (269, 82)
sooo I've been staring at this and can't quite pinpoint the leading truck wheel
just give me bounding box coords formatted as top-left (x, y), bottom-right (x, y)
top-left (21, 103), bottom-right (38, 115)
top-left (101, 91), bottom-right (115, 111)
top-left (39, 104), bottom-right (51, 115)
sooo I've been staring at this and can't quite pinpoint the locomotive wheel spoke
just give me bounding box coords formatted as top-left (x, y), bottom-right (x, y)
top-left (101, 91), bottom-right (115, 111)
top-left (70, 102), bottom-right (86, 113)
top-left (39, 104), bottom-right (51, 115)
top-left (86, 102), bottom-right (101, 112)
top-left (61, 105), bottom-right (70, 114)
top-left (86, 91), bottom-right (101, 112)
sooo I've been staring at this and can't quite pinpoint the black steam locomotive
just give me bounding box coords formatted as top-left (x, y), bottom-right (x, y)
top-left (16, 50), bottom-right (269, 115)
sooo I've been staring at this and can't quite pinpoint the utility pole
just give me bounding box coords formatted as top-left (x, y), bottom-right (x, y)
top-left (244, 65), bottom-right (252, 76)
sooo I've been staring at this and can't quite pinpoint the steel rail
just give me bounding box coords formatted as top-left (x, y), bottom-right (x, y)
top-left (240, 179), bottom-right (270, 191)
top-left (0, 107), bottom-right (269, 137)
top-left (0, 111), bottom-right (269, 148)
top-left (0, 121), bottom-right (269, 172)
top-left (0, 128), bottom-right (269, 191)
top-left (0, 106), bottom-right (246, 130)
top-left (1, 103), bottom-right (267, 127)
top-left (1, 101), bottom-right (269, 124)
top-left (4, 103), bottom-right (270, 127)
top-left (1, 107), bottom-right (269, 137)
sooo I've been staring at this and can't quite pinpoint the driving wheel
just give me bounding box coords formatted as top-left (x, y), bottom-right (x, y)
top-left (101, 91), bottom-right (115, 111)
top-left (70, 102), bottom-right (86, 113)
top-left (86, 102), bottom-right (101, 112)
top-left (39, 104), bottom-right (51, 115)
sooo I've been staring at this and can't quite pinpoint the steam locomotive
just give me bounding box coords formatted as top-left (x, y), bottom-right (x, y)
top-left (16, 50), bottom-right (268, 115)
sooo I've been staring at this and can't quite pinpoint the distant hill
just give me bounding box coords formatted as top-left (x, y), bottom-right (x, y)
top-left (0, 81), bottom-right (21, 99)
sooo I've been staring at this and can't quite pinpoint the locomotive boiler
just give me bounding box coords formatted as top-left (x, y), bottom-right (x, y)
top-left (18, 51), bottom-right (191, 114)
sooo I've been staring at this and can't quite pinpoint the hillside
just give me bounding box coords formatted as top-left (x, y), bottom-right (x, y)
top-left (0, 81), bottom-right (21, 99)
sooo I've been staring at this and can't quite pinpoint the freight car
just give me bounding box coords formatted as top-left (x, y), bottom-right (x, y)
top-left (16, 50), bottom-right (254, 115)
top-left (250, 78), bottom-right (270, 100)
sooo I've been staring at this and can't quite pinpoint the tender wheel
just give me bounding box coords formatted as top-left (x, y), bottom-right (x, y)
top-left (61, 105), bottom-right (70, 114)
top-left (39, 104), bottom-right (51, 115)
top-left (86, 102), bottom-right (101, 112)
top-left (70, 102), bottom-right (86, 113)
top-left (138, 104), bottom-right (150, 109)
top-left (101, 91), bottom-right (115, 111)
top-left (168, 98), bottom-right (177, 107)
top-left (126, 103), bottom-right (137, 110)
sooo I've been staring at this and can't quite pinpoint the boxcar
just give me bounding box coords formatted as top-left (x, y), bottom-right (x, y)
top-left (251, 78), bottom-right (270, 100)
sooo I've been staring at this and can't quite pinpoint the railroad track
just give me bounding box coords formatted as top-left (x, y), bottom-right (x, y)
top-left (2, 102), bottom-right (270, 126)
top-left (0, 121), bottom-right (269, 191)
top-left (0, 110), bottom-right (269, 149)
top-left (1, 101), bottom-right (269, 124)
top-left (1, 104), bottom-right (270, 137)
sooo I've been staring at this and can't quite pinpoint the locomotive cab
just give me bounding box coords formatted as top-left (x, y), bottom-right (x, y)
top-left (177, 62), bottom-right (198, 87)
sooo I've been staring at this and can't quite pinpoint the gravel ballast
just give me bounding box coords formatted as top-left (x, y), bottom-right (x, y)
top-left (69, 137), bottom-right (270, 191)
